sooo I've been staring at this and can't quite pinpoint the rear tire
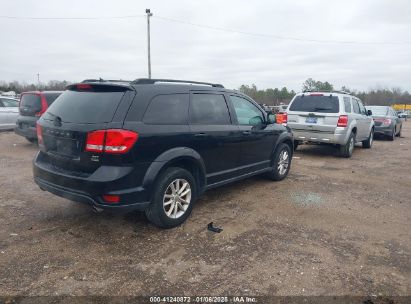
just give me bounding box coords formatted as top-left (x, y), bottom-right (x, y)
top-left (388, 128), bottom-right (395, 141)
top-left (396, 126), bottom-right (402, 137)
top-left (362, 129), bottom-right (373, 149)
top-left (145, 167), bottom-right (197, 229)
top-left (266, 143), bottom-right (292, 181)
top-left (340, 132), bottom-right (355, 158)
top-left (293, 140), bottom-right (299, 151)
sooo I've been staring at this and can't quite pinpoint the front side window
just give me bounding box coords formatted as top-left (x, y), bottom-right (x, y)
top-left (143, 94), bottom-right (189, 125)
top-left (230, 95), bottom-right (264, 125)
top-left (189, 93), bottom-right (231, 125)
top-left (352, 99), bottom-right (360, 114)
top-left (343, 97), bottom-right (351, 113)
top-left (1, 99), bottom-right (18, 107)
top-left (358, 101), bottom-right (366, 115)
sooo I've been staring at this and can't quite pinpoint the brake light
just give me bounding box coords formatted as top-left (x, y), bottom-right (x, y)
top-left (337, 115), bottom-right (348, 127)
top-left (76, 83), bottom-right (92, 90)
top-left (85, 129), bottom-right (138, 154)
top-left (102, 194), bottom-right (120, 203)
top-left (310, 93), bottom-right (324, 96)
top-left (36, 123), bottom-right (43, 144)
top-left (35, 94), bottom-right (48, 117)
top-left (373, 118), bottom-right (392, 126)
top-left (276, 112), bottom-right (288, 124)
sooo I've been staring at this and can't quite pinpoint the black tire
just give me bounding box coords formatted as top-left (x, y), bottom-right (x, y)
top-left (145, 167), bottom-right (197, 229)
top-left (362, 129), bottom-right (373, 149)
top-left (388, 127), bottom-right (395, 141)
top-left (340, 132), bottom-right (355, 158)
top-left (26, 138), bottom-right (37, 143)
top-left (266, 143), bottom-right (292, 181)
top-left (396, 126), bottom-right (402, 137)
top-left (293, 140), bottom-right (299, 151)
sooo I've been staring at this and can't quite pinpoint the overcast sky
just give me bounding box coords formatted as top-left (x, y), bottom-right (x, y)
top-left (1, 0), bottom-right (410, 92)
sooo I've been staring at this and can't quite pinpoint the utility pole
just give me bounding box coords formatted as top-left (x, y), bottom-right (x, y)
top-left (37, 73), bottom-right (40, 89)
top-left (146, 9), bottom-right (153, 79)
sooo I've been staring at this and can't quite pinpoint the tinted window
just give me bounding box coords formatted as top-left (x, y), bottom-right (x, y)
top-left (352, 100), bottom-right (360, 114)
top-left (143, 94), bottom-right (189, 125)
top-left (20, 94), bottom-right (41, 111)
top-left (289, 95), bottom-right (339, 113)
top-left (343, 97), bottom-right (351, 113)
top-left (190, 94), bottom-right (230, 125)
top-left (44, 93), bottom-right (61, 106)
top-left (230, 95), bottom-right (264, 125)
top-left (45, 90), bottom-right (124, 123)
top-left (358, 101), bottom-right (366, 115)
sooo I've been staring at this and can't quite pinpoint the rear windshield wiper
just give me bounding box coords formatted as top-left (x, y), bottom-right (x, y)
top-left (313, 107), bottom-right (332, 111)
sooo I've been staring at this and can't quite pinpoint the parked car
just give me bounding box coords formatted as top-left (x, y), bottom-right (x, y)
top-left (33, 79), bottom-right (294, 228)
top-left (287, 91), bottom-right (374, 157)
top-left (396, 111), bottom-right (407, 120)
top-left (15, 91), bottom-right (62, 142)
top-left (0, 97), bottom-right (19, 130)
top-left (366, 106), bottom-right (402, 140)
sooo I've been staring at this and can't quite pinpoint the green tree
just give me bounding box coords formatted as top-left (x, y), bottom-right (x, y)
top-left (302, 78), bottom-right (334, 92)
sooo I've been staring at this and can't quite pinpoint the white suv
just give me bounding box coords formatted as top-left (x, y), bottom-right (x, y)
top-left (287, 91), bottom-right (374, 157)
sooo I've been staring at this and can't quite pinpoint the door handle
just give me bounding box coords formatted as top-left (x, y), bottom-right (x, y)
top-left (194, 133), bottom-right (207, 137)
top-left (242, 131), bottom-right (251, 135)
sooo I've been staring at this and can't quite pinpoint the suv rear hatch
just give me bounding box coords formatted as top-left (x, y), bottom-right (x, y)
top-left (19, 93), bottom-right (43, 116)
top-left (37, 83), bottom-right (135, 175)
top-left (287, 94), bottom-right (341, 133)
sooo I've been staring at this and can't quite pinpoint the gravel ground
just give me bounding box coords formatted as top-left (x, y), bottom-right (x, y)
top-left (0, 123), bottom-right (410, 297)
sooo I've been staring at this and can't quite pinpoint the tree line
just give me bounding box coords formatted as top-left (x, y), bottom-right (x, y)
top-left (1, 78), bottom-right (410, 106)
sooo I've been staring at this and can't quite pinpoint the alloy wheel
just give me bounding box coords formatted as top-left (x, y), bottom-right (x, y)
top-left (163, 179), bottom-right (192, 219)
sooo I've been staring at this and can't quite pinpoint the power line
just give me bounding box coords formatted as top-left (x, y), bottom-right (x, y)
top-left (0, 14), bottom-right (144, 20)
top-left (154, 16), bottom-right (411, 45)
top-left (1, 13), bottom-right (410, 45)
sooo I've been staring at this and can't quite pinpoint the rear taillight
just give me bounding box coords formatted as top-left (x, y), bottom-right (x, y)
top-left (36, 123), bottom-right (43, 144)
top-left (85, 129), bottom-right (138, 154)
top-left (77, 83), bottom-right (92, 90)
top-left (35, 94), bottom-right (49, 117)
top-left (276, 112), bottom-right (288, 124)
top-left (374, 118), bottom-right (391, 126)
top-left (337, 115), bottom-right (348, 127)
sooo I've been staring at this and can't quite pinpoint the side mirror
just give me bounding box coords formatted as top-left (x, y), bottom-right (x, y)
top-left (267, 113), bottom-right (276, 124)
top-left (367, 110), bottom-right (372, 116)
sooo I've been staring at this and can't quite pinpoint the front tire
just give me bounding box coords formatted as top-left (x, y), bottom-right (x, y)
top-left (145, 167), bottom-right (197, 229)
top-left (362, 129), bottom-right (373, 149)
top-left (266, 143), bottom-right (292, 181)
top-left (396, 126), bottom-right (402, 137)
top-left (340, 132), bottom-right (355, 158)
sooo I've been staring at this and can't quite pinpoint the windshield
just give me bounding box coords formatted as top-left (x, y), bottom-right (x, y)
top-left (366, 106), bottom-right (389, 116)
top-left (289, 95), bottom-right (339, 113)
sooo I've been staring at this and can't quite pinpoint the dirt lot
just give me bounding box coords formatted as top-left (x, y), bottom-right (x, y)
top-left (0, 123), bottom-right (410, 297)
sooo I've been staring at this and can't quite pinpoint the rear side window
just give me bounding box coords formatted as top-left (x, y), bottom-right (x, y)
top-left (190, 94), bottom-right (231, 125)
top-left (343, 97), bottom-right (351, 113)
top-left (20, 94), bottom-right (41, 111)
top-left (289, 95), bottom-right (339, 113)
top-left (352, 100), bottom-right (360, 114)
top-left (44, 93), bottom-right (61, 106)
top-left (358, 101), bottom-right (366, 115)
top-left (143, 94), bottom-right (189, 125)
top-left (45, 90), bottom-right (125, 123)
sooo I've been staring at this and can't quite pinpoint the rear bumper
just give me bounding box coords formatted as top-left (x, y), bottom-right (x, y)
top-left (374, 125), bottom-right (393, 136)
top-left (33, 153), bottom-right (151, 212)
top-left (291, 128), bottom-right (348, 145)
top-left (15, 116), bottom-right (38, 139)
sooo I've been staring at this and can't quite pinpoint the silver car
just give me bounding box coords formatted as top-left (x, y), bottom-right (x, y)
top-left (0, 97), bottom-right (19, 130)
top-left (287, 91), bottom-right (374, 157)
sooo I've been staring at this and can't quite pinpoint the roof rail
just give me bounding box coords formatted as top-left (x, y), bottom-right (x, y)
top-left (131, 78), bottom-right (224, 88)
top-left (302, 90), bottom-right (351, 95)
top-left (82, 78), bottom-right (132, 83)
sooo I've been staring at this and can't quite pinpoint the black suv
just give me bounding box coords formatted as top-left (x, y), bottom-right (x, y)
top-left (33, 79), bottom-right (293, 228)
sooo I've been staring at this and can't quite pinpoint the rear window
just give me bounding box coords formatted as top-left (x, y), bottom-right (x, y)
top-left (44, 93), bottom-right (61, 106)
top-left (20, 94), bottom-right (41, 110)
top-left (44, 90), bottom-right (124, 123)
top-left (289, 95), bottom-right (339, 113)
top-left (367, 106), bottom-right (389, 116)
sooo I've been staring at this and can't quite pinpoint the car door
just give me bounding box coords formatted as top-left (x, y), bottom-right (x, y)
top-left (188, 91), bottom-right (242, 185)
top-left (0, 99), bottom-right (18, 127)
top-left (358, 100), bottom-right (372, 140)
top-left (228, 94), bottom-right (279, 173)
top-left (352, 99), bottom-right (366, 140)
